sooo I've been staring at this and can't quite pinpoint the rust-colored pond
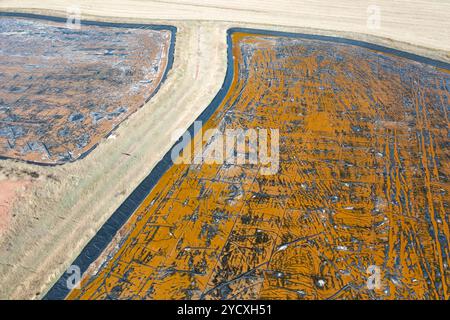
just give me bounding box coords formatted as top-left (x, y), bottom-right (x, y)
top-left (68, 32), bottom-right (449, 299)
top-left (0, 15), bottom-right (172, 164)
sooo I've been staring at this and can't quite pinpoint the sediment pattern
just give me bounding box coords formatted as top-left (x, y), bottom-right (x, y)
top-left (69, 32), bottom-right (449, 299)
top-left (0, 16), bottom-right (171, 164)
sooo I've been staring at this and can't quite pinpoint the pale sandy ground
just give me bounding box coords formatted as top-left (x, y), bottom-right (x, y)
top-left (2, 0), bottom-right (450, 54)
top-left (0, 1), bottom-right (449, 299)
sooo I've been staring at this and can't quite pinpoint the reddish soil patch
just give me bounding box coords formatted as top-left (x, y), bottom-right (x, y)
top-left (0, 179), bottom-right (29, 235)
